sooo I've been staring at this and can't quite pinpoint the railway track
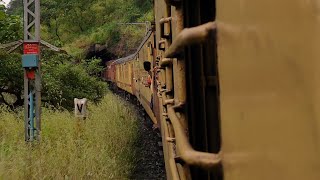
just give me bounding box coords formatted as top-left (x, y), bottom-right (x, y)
top-left (130, 109), bottom-right (166, 180)
top-left (112, 88), bottom-right (166, 179)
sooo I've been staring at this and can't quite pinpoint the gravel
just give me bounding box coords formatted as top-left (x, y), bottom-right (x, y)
top-left (130, 108), bottom-right (166, 180)
top-left (113, 89), bottom-right (166, 180)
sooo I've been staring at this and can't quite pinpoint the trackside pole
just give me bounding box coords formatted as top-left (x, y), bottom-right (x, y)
top-left (29, 91), bottom-right (34, 141)
top-left (23, 0), bottom-right (41, 141)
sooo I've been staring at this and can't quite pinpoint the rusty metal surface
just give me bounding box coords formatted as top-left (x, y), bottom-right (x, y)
top-left (217, 0), bottom-right (320, 180)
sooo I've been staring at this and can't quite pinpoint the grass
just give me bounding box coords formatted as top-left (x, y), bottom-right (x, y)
top-left (0, 93), bottom-right (139, 179)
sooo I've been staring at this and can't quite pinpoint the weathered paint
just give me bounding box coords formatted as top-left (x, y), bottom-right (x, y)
top-left (217, 0), bottom-right (320, 179)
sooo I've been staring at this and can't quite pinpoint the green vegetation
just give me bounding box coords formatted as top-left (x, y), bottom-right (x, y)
top-left (0, 93), bottom-right (139, 179)
top-left (0, 0), bottom-right (153, 109)
top-left (0, 0), bottom-right (154, 178)
top-left (0, 4), bottom-right (22, 43)
top-left (0, 50), bottom-right (107, 110)
top-left (41, 52), bottom-right (106, 110)
top-left (7, 0), bottom-right (153, 58)
top-left (0, 4), bottom-right (109, 110)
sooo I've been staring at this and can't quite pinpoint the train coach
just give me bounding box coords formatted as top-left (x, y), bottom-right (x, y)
top-left (105, 30), bottom-right (159, 124)
top-left (105, 0), bottom-right (320, 180)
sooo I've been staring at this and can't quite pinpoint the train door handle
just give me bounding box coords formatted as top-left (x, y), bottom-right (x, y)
top-left (160, 21), bottom-right (220, 170)
top-left (160, 17), bottom-right (172, 39)
top-left (167, 104), bottom-right (221, 170)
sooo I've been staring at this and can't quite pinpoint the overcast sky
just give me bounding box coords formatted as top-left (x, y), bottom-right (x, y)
top-left (2, 0), bottom-right (11, 7)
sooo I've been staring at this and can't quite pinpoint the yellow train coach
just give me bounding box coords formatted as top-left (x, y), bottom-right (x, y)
top-left (110, 30), bottom-right (158, 124)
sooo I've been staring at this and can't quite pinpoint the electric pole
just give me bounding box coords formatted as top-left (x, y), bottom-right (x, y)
top-left (22, 0), bottom-right (41, 141)
top-left (0, 0), bottom-right (61, 141)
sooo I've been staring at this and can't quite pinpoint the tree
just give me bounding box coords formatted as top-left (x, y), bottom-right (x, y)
top-left (6, 0), bottom-right (23, 16)
top-left (0, 8), bottom-right (106, 110)
top-left (0, 5), bottom-right (24, 109)
top-left (6, 0), bottom-right (153, 58)
top-left (0, 5), bottom-right (23, 43)
top-left (0, 0), bottom-right (154, 109)
top-left (0, 52), bottom-right (24, 108)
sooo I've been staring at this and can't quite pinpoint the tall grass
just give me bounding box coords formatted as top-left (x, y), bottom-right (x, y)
top-left (0, 93), bottom-right (139, 179)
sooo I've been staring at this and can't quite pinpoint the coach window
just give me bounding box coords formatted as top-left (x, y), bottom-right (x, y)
top-left (143, 61), bottom-right (151, 72)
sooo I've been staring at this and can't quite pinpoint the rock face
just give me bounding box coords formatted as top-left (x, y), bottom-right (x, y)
top-left (85, 44), bottom-right (116, 64)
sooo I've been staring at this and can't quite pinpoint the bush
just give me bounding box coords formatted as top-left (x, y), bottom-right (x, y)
top-left (41, 51), bottom-right (107, 110)
top-left (0, 50), bottom-right (106, 110)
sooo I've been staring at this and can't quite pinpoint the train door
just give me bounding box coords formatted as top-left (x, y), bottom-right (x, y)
top-left (116, 65), bottom-right (120, 87)
top-left (150, 35), bottom-right (161, 122)
top-left (134, 56), bottom-right (140, 97)
top-left (131, 62), bottom-right (135, 94)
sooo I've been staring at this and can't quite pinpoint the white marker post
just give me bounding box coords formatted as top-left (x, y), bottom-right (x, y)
top-left (74, 98), bottom-right (88, 119)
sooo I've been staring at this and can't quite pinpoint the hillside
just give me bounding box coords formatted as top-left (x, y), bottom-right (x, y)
top-left (7, 0), bottom-right (153, 59)
top-left (0, 0), bottom-right (153, 109)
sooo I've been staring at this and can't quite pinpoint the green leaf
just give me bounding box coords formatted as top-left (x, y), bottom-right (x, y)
top-left (0, 11), bottom-right (5, 20)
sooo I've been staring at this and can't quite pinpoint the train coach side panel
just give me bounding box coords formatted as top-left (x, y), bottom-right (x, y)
top-left (132, 57), bottom-right (140, 96)
top-left (217, 1), bottom-right (320, 180)
top-left (116, 62), bottom-right (134, 94)
top-left (112, 32), bottom-right (157, 123)
top-left (136, 36), bottom-right (157, 124)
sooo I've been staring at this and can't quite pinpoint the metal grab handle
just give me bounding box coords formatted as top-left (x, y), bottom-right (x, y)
top-left (159, 21), bottom-right (221, 170)
top-left (167, 105), bottom-right (221, 170)
top-left (160, 17), bottom-right (172, 39)
top-left (160, 58), bottom-right (173, 67)
top-left (158, 40), bottom-right (166, 51)
top-left (165, 21), bottom-right (216, 58)
top-left (164, 0), bottom-right (181, 6)
top-left (162, 114), bottom-right (180, 180)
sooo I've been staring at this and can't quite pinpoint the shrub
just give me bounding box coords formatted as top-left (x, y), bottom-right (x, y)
top-left (41, 51), bottom-right (107, 110)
